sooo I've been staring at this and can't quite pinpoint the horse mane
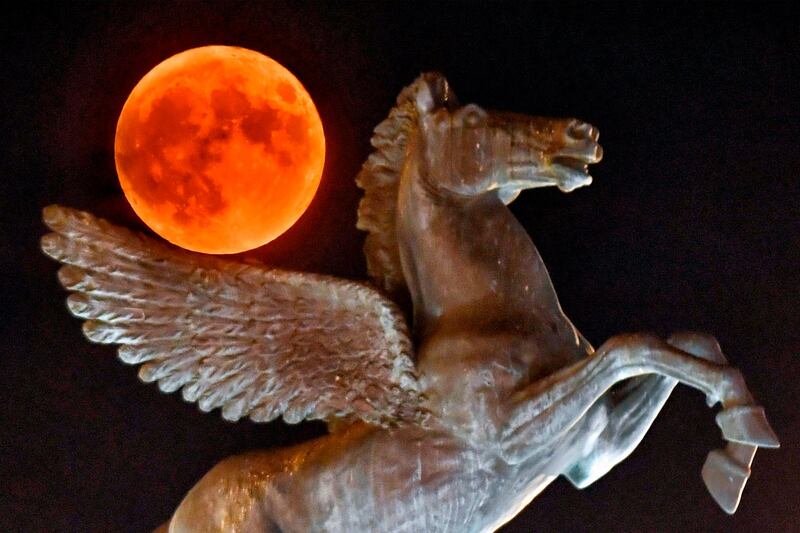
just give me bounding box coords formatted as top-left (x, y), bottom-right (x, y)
top-left (355, 73), bottom-right (455, 300)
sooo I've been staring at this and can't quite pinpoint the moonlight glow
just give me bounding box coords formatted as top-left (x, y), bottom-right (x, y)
top-left (114, 46), bottom-right (326, 254)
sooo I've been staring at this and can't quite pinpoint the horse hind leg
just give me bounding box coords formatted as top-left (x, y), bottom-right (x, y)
top-left (167, 453), bottom-right (290, 533)
top-left (501, 332), bottom-right (778, 513)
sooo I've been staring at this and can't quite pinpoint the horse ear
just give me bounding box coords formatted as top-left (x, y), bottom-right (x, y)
top-left (413, 72), bottom-right (458, 113)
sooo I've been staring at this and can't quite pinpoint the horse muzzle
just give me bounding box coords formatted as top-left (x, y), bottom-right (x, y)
top-left (502, 117), bottom-right (602, 193)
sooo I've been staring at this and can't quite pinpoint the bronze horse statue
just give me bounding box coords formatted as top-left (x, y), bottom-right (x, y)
top-left (42, 73), bottom-right (778, 532)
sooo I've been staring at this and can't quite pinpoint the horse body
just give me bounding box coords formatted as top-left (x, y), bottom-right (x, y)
top-left (170, 406), bottom-right (575, 533)
top-left (163, 74), bottom-right (778, 532)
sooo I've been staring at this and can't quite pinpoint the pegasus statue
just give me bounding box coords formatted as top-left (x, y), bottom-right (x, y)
top-left (41, 73), bottom-right (779, 532)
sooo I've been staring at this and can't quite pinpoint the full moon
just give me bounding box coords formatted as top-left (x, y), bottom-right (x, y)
top-left (114, 46), bottom-right (325, 254)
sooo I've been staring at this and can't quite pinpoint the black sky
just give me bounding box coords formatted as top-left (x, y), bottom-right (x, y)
top-left (2, 2), bottom-right (799, 532)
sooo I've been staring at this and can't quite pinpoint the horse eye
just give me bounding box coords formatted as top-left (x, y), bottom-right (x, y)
top-left (458, 104), bottom-right (486, 128)
top-left (464, 110), bottom-right (485, 128)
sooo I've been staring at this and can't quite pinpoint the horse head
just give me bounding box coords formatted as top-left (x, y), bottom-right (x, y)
top-left (411, 75), bottom-right (603, 203)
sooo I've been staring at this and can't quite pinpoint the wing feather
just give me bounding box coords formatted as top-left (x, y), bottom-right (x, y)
top-left (42, 205), bottom-right (424, 426)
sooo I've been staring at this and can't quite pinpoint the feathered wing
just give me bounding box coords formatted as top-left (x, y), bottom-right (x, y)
top-left (41, 205), bottom-right (425, 427)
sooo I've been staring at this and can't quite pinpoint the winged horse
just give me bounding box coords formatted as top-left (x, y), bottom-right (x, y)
top-left (42, 73), bottom-right (778, 532)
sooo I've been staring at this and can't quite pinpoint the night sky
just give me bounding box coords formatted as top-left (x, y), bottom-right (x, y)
top-left (2, 2), bottom-right (799, 532)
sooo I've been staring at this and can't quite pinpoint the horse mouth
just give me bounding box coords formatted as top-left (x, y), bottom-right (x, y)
top-left (549, 150), bottom-right (602, 192)
top-left (506, 143), bottom-right (602, 193)
top-left (552, 156), bottom-right (590, 174)
top-left (552, 142), bottom-right (603, 173)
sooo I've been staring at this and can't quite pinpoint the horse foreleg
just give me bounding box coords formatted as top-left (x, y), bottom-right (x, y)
top-left (563, 332), bottom-right (726, 488)
top-left (500, 332), bottom-right (779, 513)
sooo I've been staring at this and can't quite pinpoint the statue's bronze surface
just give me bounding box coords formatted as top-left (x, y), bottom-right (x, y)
top-left (42, 73), bottom-right (778, 532)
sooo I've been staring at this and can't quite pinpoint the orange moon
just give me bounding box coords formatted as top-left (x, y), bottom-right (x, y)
top-left (114, 46), bottom-right (325, 254)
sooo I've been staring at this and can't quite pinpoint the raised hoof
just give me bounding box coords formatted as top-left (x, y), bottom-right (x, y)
top-left (667, 332), bottom-right (728, 364)
top-left (716, 406), bottom-right (780, 448)
top-left (702, 447), bottom-right (752, 514)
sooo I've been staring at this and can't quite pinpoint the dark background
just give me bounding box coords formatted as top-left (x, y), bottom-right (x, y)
top-left (2, 2), bottom-right (798, 532)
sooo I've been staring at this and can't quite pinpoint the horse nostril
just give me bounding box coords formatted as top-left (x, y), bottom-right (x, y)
top-left (567, 122), bottom-right (587, 140)
top-left (567, 122), bottom-right (599, 142)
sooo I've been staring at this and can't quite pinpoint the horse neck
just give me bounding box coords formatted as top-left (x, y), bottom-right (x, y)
top-left (396, 149), bottom-right (590, 375)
